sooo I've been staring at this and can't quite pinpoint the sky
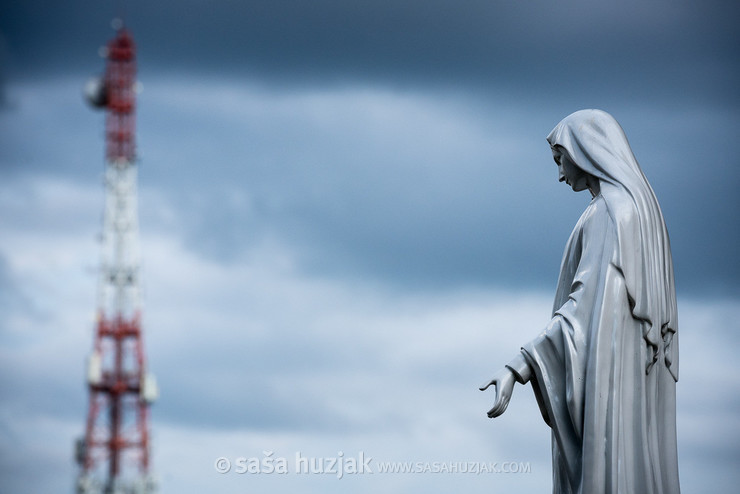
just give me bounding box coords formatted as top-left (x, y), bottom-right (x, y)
top-left (0, 1), bottom-right (739, 492)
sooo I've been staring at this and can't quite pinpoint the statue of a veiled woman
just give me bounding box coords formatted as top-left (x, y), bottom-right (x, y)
top-left (480, 109), bottom-right (680, 493)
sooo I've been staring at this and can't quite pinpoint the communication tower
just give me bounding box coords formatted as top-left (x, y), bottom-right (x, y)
top-left (76, 21), bottom-right (158, 494)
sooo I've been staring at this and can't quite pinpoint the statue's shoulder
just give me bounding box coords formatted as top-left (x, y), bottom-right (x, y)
top-left (574, 195), bottom-right (621, 248)
top-left (580, 194), bottom-right (610, 228)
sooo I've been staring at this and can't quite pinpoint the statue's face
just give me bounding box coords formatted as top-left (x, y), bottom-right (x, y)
top-left (552, 146), bottom-right (589, 192)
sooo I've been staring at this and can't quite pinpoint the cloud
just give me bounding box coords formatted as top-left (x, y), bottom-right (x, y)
top-left (132, 78), bottom-right (571, 283)
top-left (2, 1), bottom-right (738, 103)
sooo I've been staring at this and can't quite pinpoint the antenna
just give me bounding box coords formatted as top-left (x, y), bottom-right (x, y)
top-left (76, 22), bottom-right (158, 494)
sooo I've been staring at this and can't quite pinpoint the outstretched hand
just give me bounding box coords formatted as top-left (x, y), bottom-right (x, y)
top-left (479, 368), bottom-right (516, 418)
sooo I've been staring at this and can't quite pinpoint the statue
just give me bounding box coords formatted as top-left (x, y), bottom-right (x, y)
top-left (480, 109), bottom-right (680, 493)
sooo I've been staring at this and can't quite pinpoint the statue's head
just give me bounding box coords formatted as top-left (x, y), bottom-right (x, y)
top-left (546, 109), bottom-right (639, 191)
top-left (546, 109), bottom-right (643, 197)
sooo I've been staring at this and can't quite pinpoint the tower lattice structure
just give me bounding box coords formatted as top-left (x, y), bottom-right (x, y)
top-left (76, 24), bottom-right (158, 494)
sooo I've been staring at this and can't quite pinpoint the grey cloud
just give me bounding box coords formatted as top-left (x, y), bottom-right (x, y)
top-left (131, 81), bottom-right (739, 293)
top-left (2, 1), bottom-right (738, 103)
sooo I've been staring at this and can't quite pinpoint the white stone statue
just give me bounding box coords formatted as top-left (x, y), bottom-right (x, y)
top-left (481, 109), bottom-right (680, 493)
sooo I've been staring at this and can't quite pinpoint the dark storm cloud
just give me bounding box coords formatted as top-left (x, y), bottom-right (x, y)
top-left (133, 83), bottom-right (580, 290)
top-left (3, 1), bottom-right (738, 99)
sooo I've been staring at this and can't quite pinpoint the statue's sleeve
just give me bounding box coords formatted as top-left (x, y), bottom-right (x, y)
top-left (505, 352), bottom-right (532, 384)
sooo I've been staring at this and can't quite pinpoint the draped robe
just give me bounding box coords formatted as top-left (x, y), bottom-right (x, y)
top-left (517, 110), bottom-right (680, 494)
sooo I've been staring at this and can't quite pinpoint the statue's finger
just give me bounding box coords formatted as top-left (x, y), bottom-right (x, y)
top-left (479, 379), bottom-right (496, 391)
top-left (487, 391), bottom-right (503, 418)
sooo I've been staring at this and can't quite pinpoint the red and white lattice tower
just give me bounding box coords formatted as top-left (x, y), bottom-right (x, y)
top-left (76, 21), bottom-right (158, 494)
